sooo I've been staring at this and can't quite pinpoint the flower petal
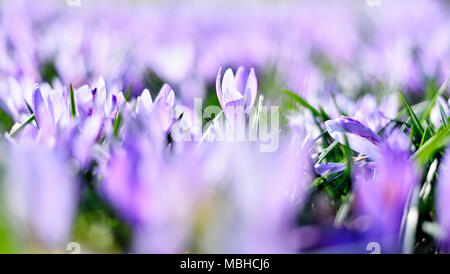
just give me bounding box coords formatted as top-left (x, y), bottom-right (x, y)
top-left (234, 66), bottom-right (247, 95)
top-left (325, 117), bottom-right (381, 159)
top-left (244, 68), bottom-right (258, 108)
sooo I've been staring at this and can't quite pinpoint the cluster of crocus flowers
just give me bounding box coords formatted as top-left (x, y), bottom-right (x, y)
top-left (0, 65), bottom-right (314, 253)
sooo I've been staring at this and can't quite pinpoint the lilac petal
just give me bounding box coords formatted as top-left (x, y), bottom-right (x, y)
top-left (315, 163), bottom-right (346, 176)
top-left (325, 116), bottom-right (381, 159)
top-left (244, 68), bottom-right (258, 108)
top-left (153, 84), bottom-right (177, 132)
top-left (216, 66), bottom-right (224, 110)
top-left (221, 68), bottom-right (244, 106)
top-left (74, 113), bottom-right (103, 165)
top-left (221, 68), bottom-right (236, 94)
top-left (93, 77), bottom-right (107, 113)
top-left (141, 89), bottom-right (153, 109)
top-left (75, 84), bottom-right (92, 104)
top-left (379, 93), bottom-right (399, 120)
top-left (155, 84), bottom-right (175, 108)
top-left (137, 89), bottom-right (153, 114)
top-left (32, 84), bottom-right (46, 128)
top-left (3, 142), bottom-right (78, 248)
top-left (234, 66), bottom-right (248, 95)
top-left (353, 130), bottom-right (419, 249)
top-left (46, 94), bottom-right (55, 125)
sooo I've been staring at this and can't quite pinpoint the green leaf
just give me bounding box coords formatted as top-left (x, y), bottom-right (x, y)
top-left (439, 102), bottom-right (448, 128)
top-left (124, 85), bottom-right (133, 102)
top-left (419, 126), bottom-right (430, 148)
top-left (113, 112), bottom-right (122, 139)
top-left (0, 108), bottom-right (14, 133)
top-left (399, 91), bottom-right (424, 137)
top-left (413, 123), bottom-right (450, 164)
top-left (341, 137), bottom-right (353, 176)
top-left (69, 83), bottom-right (77, 117)
top-left (282, 88), bottom-right (330, 120)
top-left (421, 79), bottom-right (449, 123)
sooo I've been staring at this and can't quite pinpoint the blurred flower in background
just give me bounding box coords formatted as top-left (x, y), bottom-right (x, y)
top-left (0, 139), bottom-right (78, 250)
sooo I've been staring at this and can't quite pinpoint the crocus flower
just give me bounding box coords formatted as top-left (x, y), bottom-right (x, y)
top-left (353, 131), bottom-right (419, 252)
top-left (32, 84), bottom-right (57, 142)
top-left (152, 84), bottom-right (176, 132)
top-left (195, 141), bottom-right (312, 253)
top-left (101, 130), bottom-right (205, 253)
top-left (1, 139), bottom-right (78, 250)
top-left (216, 67), bottom-right (257, 115)
top-left (0, 76), bottom-right (35, 122)
top-left (71, 113), bottom-right (104, 166)
top-left (325, 116), bottom-right (382, 159)
top-left (353, 93), bottom-right (398, 133)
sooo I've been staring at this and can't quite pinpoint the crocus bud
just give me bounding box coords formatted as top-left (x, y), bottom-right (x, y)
top-left (216, 66), bottom-right (258, 114)
top-left (325, 116), bottom-right (381, 159)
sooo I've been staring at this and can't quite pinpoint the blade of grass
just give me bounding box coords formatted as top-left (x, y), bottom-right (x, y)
top-left (310, 129), bottom-right (328, 148)
top-left (124, 85), bottom-right (133, 102)
top-left (69, 83), bottom-right (77, 117)
top-left (315, 140), bottom-right (338, 164)
top-left (419, 159), bottom-right (439, 200)
top-left (378, 100), bottom-right (429, 136)
top-left (113, 112), bottom-right (122, 139)
top-left (25, 100), bottom-right (33, 114)
top-left (8, 114), bottom-right (35, 138)
top-left (421, 79), bottom-right (449, 123)
top-left (439, 102), bottom-right (448, 128)
top-left (399, 91), bottom-right (424, 137)
top-left (282, 88), bottom-right (330, 120)
top-left (413, 123), bottom-right (450, 164)
top-left (335, 193), bottom-right (354, 227)
top-left (341, 137), bottom-right (354, 176)
top-left (419, 126), bottom-right (430, 148)
top-left (401, 186), bottom-right (420, 254)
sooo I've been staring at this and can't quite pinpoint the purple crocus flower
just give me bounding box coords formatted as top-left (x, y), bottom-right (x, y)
top-left (353, 131), bottom-right (419, 252)
top-left (216, 67), bottom-right (257, 114)
top-left (193, 141), bottom-right (312, 253)
top-left (71, 113), bottom-right (104, 166)
top-left (153, 84), bottom-right (176, 132)
top-left (131, 83), bottom-right (177, 137)
top-left (0, 76), bottom-right (35, 122)
top-left (1, 139), bottom-right (78, 250)
top-left (31, 84), bottom-right (58, 143)
top-left (353, 93), bottom-right (399, 133)
top-left (101, 130), bottom-right (205, 253)
top-left (325, 116), bottom-right (382, 159)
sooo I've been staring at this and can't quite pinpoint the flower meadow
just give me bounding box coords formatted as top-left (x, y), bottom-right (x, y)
top-left (0, 0), bottom-right (449, 254)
